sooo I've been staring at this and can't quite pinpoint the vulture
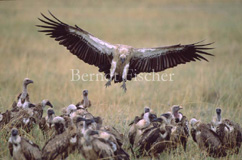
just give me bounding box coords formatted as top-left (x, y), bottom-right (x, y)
top-left (8, 128), bottom-right (42, 160)
top-left (32, 99), bottom-right (53, 122)
top-left (161, 105), bottom-right (189, 151)
top-left (129, 110), bottom-right (152, 150)
top-left (6, 102), bottom-right (36, 133)
top-left (190, 118), bottom-right (226, 158)
top-left (15, 78), bottom-right (34, 108)
top-left (42, 124), bottom-right (79, 160)
top-left (37, 12), bottom-right (214, 92)
top-left (52, 116), bottom-right (66, 135)
top-left (0, 110), bottom-right (11, 130)
top-left (136, 115), bottom-right (173, 158)
top-left (76, 89), bottom-right (92, 109)
top-left (129, 106), bottom-right (157, 126)
top-left (79, 129), bottom-right (115, 160)
top-left (39, 108), bottom-right (55, 139)
top-left (210, 108), bottom-right (242, 154)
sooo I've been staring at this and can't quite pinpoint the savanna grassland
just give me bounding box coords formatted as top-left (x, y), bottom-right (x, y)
top-left (0, 0), bottom-right (242, 159)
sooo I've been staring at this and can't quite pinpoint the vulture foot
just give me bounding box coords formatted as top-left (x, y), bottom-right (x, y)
top-left (121, 81), bottom-right (127, 92)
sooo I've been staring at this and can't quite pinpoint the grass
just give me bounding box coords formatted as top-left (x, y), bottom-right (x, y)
top-left (0, 0), bottom-right (242, 159)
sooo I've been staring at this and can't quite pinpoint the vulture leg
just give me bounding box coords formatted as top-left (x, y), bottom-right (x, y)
top-left (105, 61), bottom-right (117, 87)
top-left (120, 63), bottom-right (129, 92)
top-left (121, 80), bottom-right (127, 92)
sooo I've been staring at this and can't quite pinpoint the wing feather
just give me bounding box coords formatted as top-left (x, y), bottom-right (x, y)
top-left (37, 12), bottom-right (115, 68)
top-left (131, 42), bottom-right (214, 73)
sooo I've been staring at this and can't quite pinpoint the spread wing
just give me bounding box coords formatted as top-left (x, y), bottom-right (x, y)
top-left (130, 42), bottom-right (214, 73)
top-left (37, 11), bottom-right (116, 72)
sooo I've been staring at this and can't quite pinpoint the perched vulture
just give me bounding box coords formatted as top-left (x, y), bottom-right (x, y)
top-left (42, 125), bottom-right (78, 160)
top-left (52, 116), bottom-right (66, 135)
top-left (210, 108), bottom-right (242, 154)
top-left (8, 128), bottom-right (42, 160)
top-left (0, 110), bottom-right (11, 130)
top-left (169, 115), bottom-right (189, 151)
top-left (190, 118), bottom-right (226, 158)
top-left (32, 99), bottom-right (53, 122)
top-left (37, 12), bottom-right (214, 92)
top-left (76, 89), bottom-right (92, 109)
top-left (129, 111), bottom-right (152, 149)
top-left (15, 78), bottom-right (34, 108)
top-left (79, 129), bottom-right (115, 160)
top-left (7, 103), bottom-right (36, 133)
top-left (129, 107), bottom-right (157, 126)
top-left (39, 108), bottom-right (55, 139)
top-left (136, 116), bottom-right (172, 158)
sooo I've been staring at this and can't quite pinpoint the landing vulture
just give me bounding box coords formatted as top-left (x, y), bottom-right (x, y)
top-left (37, 12), bottom-right (214, 92)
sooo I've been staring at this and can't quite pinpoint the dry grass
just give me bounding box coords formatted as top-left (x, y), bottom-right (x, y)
top-left (0, 0), bottom-right (242, 159)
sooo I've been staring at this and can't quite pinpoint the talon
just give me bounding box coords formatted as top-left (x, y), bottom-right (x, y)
top-left (105, 80), bottom-right (111, 88)
top-left (121, 81), bottom-right (127, 92)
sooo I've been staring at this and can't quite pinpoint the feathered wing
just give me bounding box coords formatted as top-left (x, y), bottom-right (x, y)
top-left (130, 42), bottom-right (214, 73)
top-left (37, 12), bottom-right (116, 73)
top-left (21, 138), bottom-right (42, 160)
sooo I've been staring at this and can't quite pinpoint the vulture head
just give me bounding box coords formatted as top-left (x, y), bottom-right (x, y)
top-left (47, 108), bottom-right (55, 117)
top-left (53, 116), bottom-right (65, 134)
top-left (42, 99), bottom-right (53, 108)
top-left (83, 90), bottom-right (88, 97)
top-left (84, 129), bottom-right (99, 140)
top-left (67, 104), bottom-right (77, 115)
top-left (119, 54), bottom-right (127, 64)
top-left (161, 113), bottom-right (173, 125)
top-left (171, 105), bottom-right (183, 120)
top-left (23, 78), bottom-right (34, 86)
top-left (23, 102), bottom-right (35, 109)
top-left (216, 108), bottom-right (222, 122)
top-left (144, 106), bottom-right (150, 113)
top-left (190, 118), bottom-right (199, 129)
top-left (9, 128), bottom-right (21, 144)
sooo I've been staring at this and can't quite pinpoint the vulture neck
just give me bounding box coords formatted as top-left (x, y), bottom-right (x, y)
top-left (21, 84), bottom-right (28, 98)
top-left (82, 121), bottom-right (87, 135)
top-left (11, 135), bottom-right (21, 145)
top-left (216, 114), bottom-right (222, 123)
top-left (143, 112), bottom-right (150, 125)
top-left (83, 95), bottom-right (89, 107)
top-left (173, 111), bottom-right (182, 121)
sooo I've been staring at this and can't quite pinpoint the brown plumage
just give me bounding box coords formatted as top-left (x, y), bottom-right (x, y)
top-left (0, 110), bottom-right (11, 130)
top-left (37, 12), bottom-right (213, 92)
top-left (211, 108), bottom-right (242, 154)
top-left (41, 125), bottom-right (78, 160)
top-left (15, 78), bottom-right (34, 108)
top-left (169, 115), bottom-right (189, 151)
top-left (8, 128), bottom-right (41, 160)
top-left (79, 129), bottom-right (115, 160)
top-left (190, 118), bottom-right (226, 158)
top-left (136, 116), bottom-right (172, 158)
top-left (129, 112), bottom-right (151, 149)
top-left (39, 108), bottom-right (55, 139)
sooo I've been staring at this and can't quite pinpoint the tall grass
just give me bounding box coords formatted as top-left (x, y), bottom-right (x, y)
top-left (0, 0), bottom-right (242, 159)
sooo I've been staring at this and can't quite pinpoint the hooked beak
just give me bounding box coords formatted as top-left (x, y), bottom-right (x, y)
top-left (179, 106), bottom-right (183, 110)
top-left (46, 101), bottom-right (53, 108)
top-left (29, 103), bottom-right (36, 108)
top-left (28, 80), bottom-right (34, 84)
top-left (48, 109), bottom-right (55, 116)
top-left (152, 117), bottom-right (163, 123)
top-left (89, 130), bottom-right (99, 136)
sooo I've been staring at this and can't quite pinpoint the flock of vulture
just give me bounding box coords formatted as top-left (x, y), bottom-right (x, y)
top-left (0, 78), bottom-right (242, 160)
